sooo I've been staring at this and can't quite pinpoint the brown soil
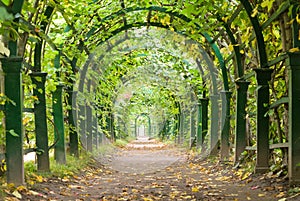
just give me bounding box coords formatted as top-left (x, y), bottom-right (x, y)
top-left (8, 138), bottom-right (300, 201)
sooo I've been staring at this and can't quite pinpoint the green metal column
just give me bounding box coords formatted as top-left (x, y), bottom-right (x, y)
top-left (148, 117), bottom-right (151, 137)
top-left (98, 128), bottom-right (103, 145)
top-left (53, 84), bottom-right (66, 164)
top-left (111, 113), bottom-right (115, 141)
top-left (197, 98), bottom-right (209, 148)
top-left (197, 102), bottom-right (202, 147)
top-left (190, 106), bottom-right (197, 148)
top-left (68, 90), bottom-right (78, 157)
top-left (234, 80), bottom-right (250, 163)
top-left (287, 52), bottom-right (300, 185)
top-left (210, 94), bottom-right (219, 155)
top-left (174, 114), bottom-right (179, 142)
top-left (254, 68), bottom-right (273, 173)
top-left (30, 72), bottom-right (49, 171)
top-left (176, 104), bottom-right (181, 144)
top-left (79, 104), bottom-right (87, 148)
top-left (86, 105), bottom-right (93, 152)
top-left (93, 113), bottom-right (98, 149)
top-left (135, 116), bottom-right (138, 138)
top-left (107, 113), bottom-right (114, 141)
top-left (1, 57), bottom-right (24, 185)
top-left (179, 112), bottom-right (184, 144)
top-left (220, 91), bottom-right (232, 161)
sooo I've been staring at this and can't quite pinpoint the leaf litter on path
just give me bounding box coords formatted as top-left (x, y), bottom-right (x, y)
top-left (9, 138), bottom-right (299, 200)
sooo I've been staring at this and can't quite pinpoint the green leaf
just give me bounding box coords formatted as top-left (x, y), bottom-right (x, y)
top-left (0, 7), bottom-right (13, 21)
top-left (8, 129), bottom-right (19, 137)
top-left (36, 148), bottom-right (44, 155)
top-left (261, 0), bottom-right (275, 12)
top-left (34, 77), bottom-right (42, 82)
top-left (1, 0), bottom-right (12, 6)
top-left (0, 40), bottom-right (10, 56)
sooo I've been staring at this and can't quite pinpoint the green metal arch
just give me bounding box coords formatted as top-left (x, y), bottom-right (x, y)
top-left (83, 6), bottom-right (229, 91)
top-left (135, 113), bottom-right (151, 138)
top-left (79, 23), bottom-right (220, 97)
top-left (78, 27), bottom-right (220, 98)
top-left (219, 17), bottom-right (244, 78)
top-left (114, 76), bottom-right (184, 140)
top-left (239, 0), bottom-right (268, 68)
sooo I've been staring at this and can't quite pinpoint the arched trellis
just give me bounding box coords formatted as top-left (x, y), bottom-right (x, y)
top-left (76, 31), bottom-right (219, 153)
top-left (83, 6), bottom-right (230, 90)
top-left (135, 113), bottom-right (151, 138)
top-left (114, 75), bottom-right (192, 145)
top-left (86, 47), bottom-right (200, 144)
top-left (77, 26), bottom-right (225, 154)
top-left (70, 4), bottom-right (246, 161)
top-left (62, 0), bottom-right (300, 184)
top-left (1, 0), bottom-right (300, 186)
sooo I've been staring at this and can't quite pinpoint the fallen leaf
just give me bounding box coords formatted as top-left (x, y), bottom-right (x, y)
top-left (192, 187), bottom-right (199, 192)
top-left (12, 190), bottom-right (22, 199)
top-left (276, 192), bottom-right (286, 198)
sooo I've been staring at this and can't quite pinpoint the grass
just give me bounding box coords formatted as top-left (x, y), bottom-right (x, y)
top-left (113, 139), bottom-right (128, 148)
top-left (23, 151), bottom-right (94, 184)
top-left (0, 151), bottom-right (96, 200)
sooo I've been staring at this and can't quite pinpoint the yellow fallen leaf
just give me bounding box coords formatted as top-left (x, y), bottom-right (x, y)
top-left (276, 192), bottom-right (285, 198)
top-left (16, 185), bottom-right (27, 192)
top-left (180, 195), bottom-right (192, 199)
top-left (12, 190), bottom-right (22, 199)
top-left (258, 193), bottom-right (266, 197)
top-left (143, 198), bottom-right (153, 201)
top-left (132, 189), bottom-right (139, 193)
top-left (192, 187), bottom-right (199, 192)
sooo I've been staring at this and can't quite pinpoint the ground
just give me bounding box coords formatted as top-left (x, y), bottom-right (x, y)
top-left (5, 138), bottom-right (300, 201)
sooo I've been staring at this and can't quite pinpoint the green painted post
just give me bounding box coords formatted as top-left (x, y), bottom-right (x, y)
top-left (174, 114), bottom-right (180, 142)
top-left (179, 111), bottom-right (184, 144)
top-left (234, 80), bottom-right (250, 163)
top-left (190, 107), bottom-right (197, 148)
top-left (106, 113), bottom-right (114, 141)
top-left (197, 98), bottom-right (209, 147)
top-left (111, 113), bottom-right (115, 141)
top-left (135, 116), bottom-right (138, 138)
top-left (220, 91), bottom-right (232, 161)
top-left (30, 72), bottom-right (50, 171)
top-left (1, 57), bottom-right (24, 185)
top-left (98, 130), bottom-right (103, 145)
top-left (93, 114), bottom-right (98, 149)
top-left (79, 104), bottom-right (87, 148)
top-left (148, 117), bottom-right (151, 137)
top-left (53, 84), bottom-right (66, 164)
top-left (210, 94), bottom-right (220, 155)
top-left (287, 52), bottom-right (300, 185)
top-left (254, 68), bottom-right (273, 173)
top-left (86, 105), bottom-right (93, 152)
top-left (197, 102), bottom-right (202, 148)
top-left (68, 91), bottom-right (78, 157)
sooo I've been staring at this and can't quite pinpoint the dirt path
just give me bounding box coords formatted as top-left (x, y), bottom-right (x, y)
top-left (16, 138), bottom-right (299, 200)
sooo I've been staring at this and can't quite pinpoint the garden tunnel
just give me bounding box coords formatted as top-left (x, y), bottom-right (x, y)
top-left (74, 28), bottom-right (224, 152)
top-left (112, 64), bottom-right (199, 144)
top-left (0, 0), bottom-right (300, 187)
